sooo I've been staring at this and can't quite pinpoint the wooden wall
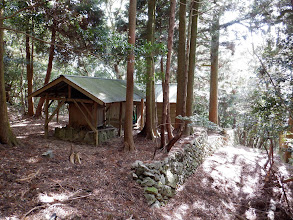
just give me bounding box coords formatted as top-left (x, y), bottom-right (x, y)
top-left (69, 103), bottom-right (104, 129)
top-left (69, 101), bottom-right (144, 130)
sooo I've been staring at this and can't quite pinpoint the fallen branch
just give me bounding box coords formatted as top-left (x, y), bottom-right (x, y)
top-left (282, 178), bottom-right (293, 183)
top-left (16, 169), bottom-right (41, 182)
top-left (166, 130), bottom-right (183, 152)
top-left (21, 203), bottom-right (63, 220)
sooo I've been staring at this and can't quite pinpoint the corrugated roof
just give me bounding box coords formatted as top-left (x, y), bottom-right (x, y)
top-left (155, 84), bottom-right (177, 103)
top-left (30, 75), bottom-right (145, 104)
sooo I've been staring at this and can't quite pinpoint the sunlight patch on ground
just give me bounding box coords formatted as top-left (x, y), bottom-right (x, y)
top-left (38, 190), bottom-right (82, 203)
top-left (11, 122), bottom-right (42, 127)
top-left (173, 204), bottom-right (189, 220)
top-left (177, 184), bottom-right (185, 192)
top-left (245, 208), bottom-right (257, 220)
top-left (30, 203), bottom-right (78, 220)
top-left (25, 156), bottom-right (41, 164)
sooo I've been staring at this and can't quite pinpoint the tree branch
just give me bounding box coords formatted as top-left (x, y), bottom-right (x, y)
top-left (0, 3), bottom-right (43, 20)
top-left (0, 26), bottom-right (100, 59)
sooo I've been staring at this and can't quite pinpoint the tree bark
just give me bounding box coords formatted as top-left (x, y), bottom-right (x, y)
top-left (35, 23), bottom-right (56, 117)
top-left (0, 5), bottom-right (18, 146)
top-left (185, 1), bottom-right (200, 134)
top-left (124, 0), bottom-right (137, 151)
top-left (161, 0), bottom-right (176, 148)
top-left (26, 35), bottom-right (34, 116)
top-left (209, 11), bottom-right (220, 124)
top-left (114, 62), bottom-right (122, 79)
top-left (175, 0), bottom-right (187, 130)
top-left (145, 0), bottom-right (156, 140)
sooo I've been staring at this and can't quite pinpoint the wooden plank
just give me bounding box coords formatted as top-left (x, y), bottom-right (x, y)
top-left (73, 100), bottom-right (97, 132)
top-left (62, 77), bottom-right (104, 106)
top-left (28, 76), bottom-right (64, 98)
top-left (93, 102), bottom-right (98, 128)
top-left (103, 104), bottom-right (106, 126)
top-left (48, 100), bottom-right (65, 123)
top-left (81, 102), bottom-right (94, 121)
top-left (44, 94), bottom-right (49, 138)
top-left (56, 100), bottom-right (60, 122)
top-left (118, 102), bottom-right (123, 136)
top-left (140, 99), bottom-right (144, 130)
top-left (68, 85), bottom-right (71, 98)
top-left (48, 97), bottom-right (94, 104)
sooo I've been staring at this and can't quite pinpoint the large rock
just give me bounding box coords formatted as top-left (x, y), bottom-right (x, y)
top-left (165, 170), bottom-right (178, 188)
top-left (144, 187), bottom-right (159, 195)
top-left (144, 194), bottom-right (156, 206)
top-left (160, 185), bottom-right (175, 198)
top-left (141, 177), bottom-right (157, 187)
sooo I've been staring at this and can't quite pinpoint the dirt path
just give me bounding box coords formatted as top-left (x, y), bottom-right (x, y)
top-left (0, 114), bottom-right (292, 219)
top-left (155, 145), bottom-right (293, 220)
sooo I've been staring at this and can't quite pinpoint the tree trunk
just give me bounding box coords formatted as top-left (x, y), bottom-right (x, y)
top-left (123, 0), bottom-right (137, 151)
top-left (175, 0), bottom-right (187, 130)
top-left (0, 6), bottom-right (18, 146)
top-left (26, 35), bottom-right (34, 116)
top-left (161, 0), bottom-right (176, 148)
top-left (35, 24), bottom-right (56, 117)
top-left (185, 1), bottom-right (200, 134)
top-left (114, 62), bottom-right (122, 79)
top-left (209, 11), bottom-right (220, 124)
top-left (145, 0), bottom-right (156, 140)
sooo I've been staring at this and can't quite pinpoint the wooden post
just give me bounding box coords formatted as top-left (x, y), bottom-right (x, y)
top-left (118, 102), bottom-right (123, 136)
top-left (103, 104), bottom-right (106, 127)
top-left (93, 102), bottom-right (97, 127)
top-left (96, 131), bottom-right (99, 146)
top-left (56, 100), bottom-right (59, 123)
top-left (44, 94), bottom-right (49, 138)
top-left (68, 85), bottom-right (71, 98)
top-left (48, 100), bottom-right (65, 123)
top-left (93, 102), bottom-right (98, 145)
top-left (140, 98), bottom-right (144, 130)
top-left (73, 100), bottom-right (99, 146)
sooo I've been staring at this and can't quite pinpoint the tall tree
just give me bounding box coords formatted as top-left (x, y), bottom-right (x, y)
top-left (144, 0), bottom-right (156, 140)
top-left (175, 0), bottom-right (187, 130)
top-left (124, 0), bottom-right (137, 151)
top-left (161, 0), bottom-right (176, 148)
top-left (185, 0), bottom-right (200, 133)
top-left (34, 19), bottom-right (56, 117)
top-left (209, 7), bottom-right (220, 124)
top-left (26, 34), bottom-right (34, 116)
top-left (0, 1), bottom-right (18, 146)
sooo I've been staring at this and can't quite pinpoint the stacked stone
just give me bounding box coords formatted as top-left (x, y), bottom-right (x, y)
top-left (132, 134), bottom-right (223, 207)
top-left (54, 126), bottom-right (117, 144)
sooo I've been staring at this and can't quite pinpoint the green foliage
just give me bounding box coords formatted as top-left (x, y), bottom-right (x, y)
top-left (177, 114), bottom-right (222, 132)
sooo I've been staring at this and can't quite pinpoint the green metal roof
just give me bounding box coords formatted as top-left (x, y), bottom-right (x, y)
top-left (155, 84), bottom-right (177, 103)
top-left (30, 75), bottom-right (145, 104)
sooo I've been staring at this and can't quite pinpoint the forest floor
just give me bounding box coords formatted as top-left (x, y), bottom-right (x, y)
top-left (0, 109), bottom-right (292, 220)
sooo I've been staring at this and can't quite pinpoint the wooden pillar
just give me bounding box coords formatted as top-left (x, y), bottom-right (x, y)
top-left (56, 100), bottom-right (60, 123)
top-left (93, 102), bottom-right (97, 127)
top-left (118, 102), bottom-right (123, 136)
top-left (44, 94), bottom-right (49, 138)
top-left (68, 85), bottom-right (71, 98)
top-left (73, 100), bottom-right (99, 146)
top-left (96, 103), bottom-right (99, 146)
top-left (140, 98), bottom-right (144, 130)
top-left (103, 104), bottom-right (106, 127)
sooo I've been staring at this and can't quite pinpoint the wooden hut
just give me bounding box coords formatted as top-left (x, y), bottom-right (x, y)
top-left (155, 84), bottom-right (177, 125)
top-left (29, 75), bottom-right (145, 145)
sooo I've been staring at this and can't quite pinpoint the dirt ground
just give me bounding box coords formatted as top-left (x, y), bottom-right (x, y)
top-left (0, 111), bottom-right (292, 220)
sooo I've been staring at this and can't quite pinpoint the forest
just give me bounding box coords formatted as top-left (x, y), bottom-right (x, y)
top-left (0, 0), bottom-right (292, 219)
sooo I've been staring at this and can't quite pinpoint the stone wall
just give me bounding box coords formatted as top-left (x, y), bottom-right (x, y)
top-left (54, 126), bottom-right (117, 145)
top-left (131, 133), bottom-right (225, 207)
